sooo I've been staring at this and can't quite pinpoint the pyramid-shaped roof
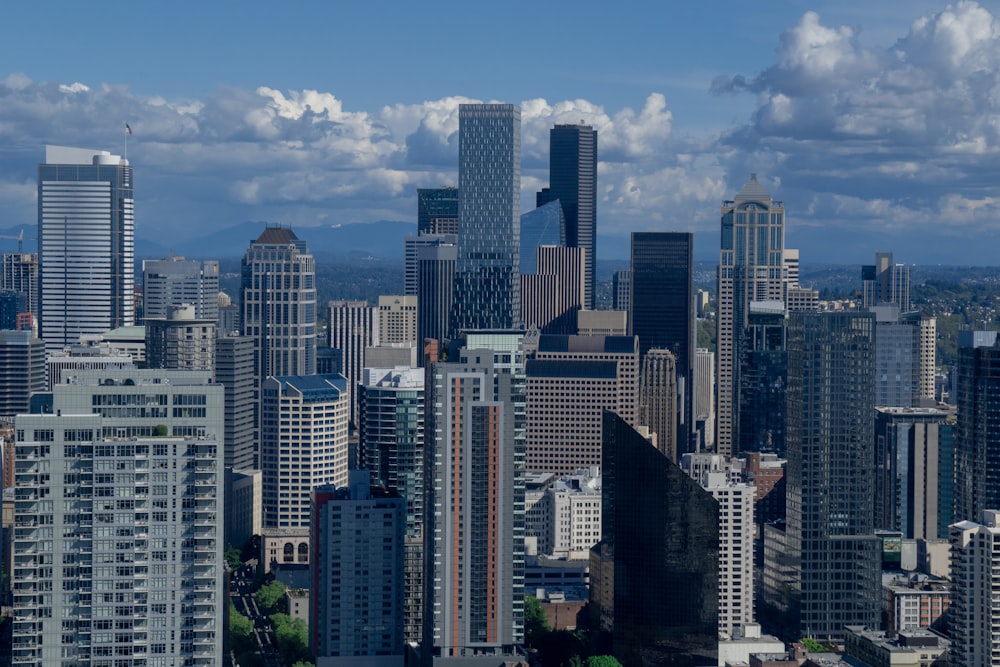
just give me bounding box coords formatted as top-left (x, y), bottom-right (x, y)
top-left (254, 226), bottom-right (300, 245)
top-left (735, 173), bottom-right (771, 200)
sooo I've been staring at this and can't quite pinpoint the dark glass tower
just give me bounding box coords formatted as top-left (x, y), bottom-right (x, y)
top-left (417, 187), bottom-right (458, 235)
top-left (591, 411), bottom-right (718, 666)
top-left (955, 331), bottom-right (1000, 523)
top-left (785, 311), bottom-right (880, 641)
top-left (738, 302), bottom-right (787, 455)
top-left (629, 232), bottom-right (695, 454)
top-left (537, 124), bottom-right (597, 309)
top-left (416, 242), bottom-right (456, 361)
top-left (450, 104), bottom-right (521, 335)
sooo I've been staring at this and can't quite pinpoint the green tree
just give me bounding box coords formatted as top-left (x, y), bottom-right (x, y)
top-left (153, 424), bottom-right (168, 436)
top-left (254, 580), bottom-right (287, 615)
top-left (524, 595), bottom-right (551, 647)
top-left (586, 656), bottom-right (623, 667)
top-left (225, 544), bottom-right (243, 570)
top-left (291, 661), bottom-right (315, 667)
top-left (227, 603), bottom-right (254, 649)
top-left (271, 613), bottom-right (310, 665)
top-left (799, 638), bottom-right (826, 653)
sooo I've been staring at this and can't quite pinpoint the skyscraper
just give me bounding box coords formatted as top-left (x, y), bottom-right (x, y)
top-left (738, 302), bottom-right (787, 455)
top-left (717, 174), bottom-right (786, 456)
top-left (638, 348), bottom-right (679, 461)
top-left (630, 232), bottom-right (695, 454)
top-left (955, 330), bottom-right (1000, 523)
top-left (142, 256), bottom-right (220, 322)
top-left (862, 250), bottom-right (911, 311)
top-left (537, 124), bottom-right (597, 309)
top-left (520, 245), bottom-right (584, 334)
top-left (416, 242), bottom-right (456, 360)
top-left (423, 333), bottom-right (525, 662)
top-left (145, 304), bottom-right (216, 371)
top-left (377, 295), bottom-right (418, 345)
top-left (0, 329), bottom-right (45, 418)
top-left (590, 412), bottom-right (718, 666)
top-left (417, 187), bottom-right (459, 235)
top-left (328, 300), bottom-right (378, 425)
top-left (215, 333), bottom-right (257, 471)
top-left (784, 311), bottom-right (880, 640)
top-left (2, 251), bottom-right (38, 319)
top-left (38, 145), bottom-right (134, 350)
top-left (240, 226), bottom-right (316, 379)
top-left (405, 233), bottom-right (457, 296)
top-left (451, 104), bottom-right (521, 335)
top-left (949, 510), bottom-right (1000, 667)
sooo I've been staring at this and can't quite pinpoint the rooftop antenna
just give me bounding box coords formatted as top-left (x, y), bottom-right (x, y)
top-left (124, 122), bottom-right (132, 162)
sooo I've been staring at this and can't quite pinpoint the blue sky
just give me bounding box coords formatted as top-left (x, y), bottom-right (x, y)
top-left (0, 1), bottom-right (997, 263)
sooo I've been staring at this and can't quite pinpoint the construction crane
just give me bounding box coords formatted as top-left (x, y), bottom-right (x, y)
top-left (0, 229), bottom-right (36, 253)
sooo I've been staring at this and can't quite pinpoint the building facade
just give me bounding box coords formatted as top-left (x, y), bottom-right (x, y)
top-left (950, 510), bottom-right (1000, 667)
top-left (38, 146), bottom-right (135, 350)
top-left (520, 245), bottom-right (584, 335)
top-left (142, 257), bottom-right (219, 322)
top-left (0, 330), bottom-right (45, 418)
top-left (955, 331), bottom-right (1000, 523)
top-left (328, 300), bottom-right (378, 426)
top-left (451, 104), bottom-right (521, 335)
top-left (145, 305), bottom-right (216, 372)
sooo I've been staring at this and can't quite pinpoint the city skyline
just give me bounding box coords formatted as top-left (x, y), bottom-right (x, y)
top-left (0, 2), bottom-right (998, 264)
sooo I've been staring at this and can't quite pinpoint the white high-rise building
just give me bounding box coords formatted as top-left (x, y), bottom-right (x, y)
top-left (328, 300), bottom-right (378, 426)
top-left (261, 374), bottom-right (350, 571)
top-left (142, 256), bottom-right (220, 322)
top-left (950, 510), bottom-right (1000, 667)
top-left (702, 471), bottom-right (755, 638)
top-left (12, 369), bottom-right (225, 667)
top-left (38, 146), bottom-right (135, 350)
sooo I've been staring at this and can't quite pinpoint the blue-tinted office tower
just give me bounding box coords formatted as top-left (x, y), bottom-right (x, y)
top-left (451, 104), bottom-right (521, 336)
top-left (538, 124), bottom-right (597, 309)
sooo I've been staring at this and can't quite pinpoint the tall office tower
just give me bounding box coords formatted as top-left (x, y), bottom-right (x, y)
top-left (38, 146), bottom-right (134, 350)
top-left (612, 270), bottom-right (630, 313)
top-left (872, 306), bottom-right (925, 407)
top-left (949, 510), bottom-right (1000, 667)
top-left (378, 295), bottom-right (418, 345)
top-left (2, 252), bottom-right (38, 318)
top-left (240, 227), bottom-right (317, 380)
top-left (145, 304), bottom-right (216, 371)
top-left (520, 245), bottom-right (584, 334)
top-left (738, 301), bottom-right (788, 455)
top-left (785, 311), bottom-right (880, 640)
top-left (912, 313), bottom-right (937, 403)
top-left (700, 471), bottom-right (755, 638)
top-left (0, 290), bottom-right (26, 330)
top-left (12, 417), bottom-right (224, 667)
top-left (955, 331), bottom-right (1000, 523)
top-left (358, 366), bottom-right (425, 644)
top-left (142, 256), bottom-right (220, 322)
top-left (590, 412), bottom-right (718, 667)
top-left (405, 233), bottom-right (457, 296)
top-left (537, 124), bottom-right (597, 309)
top-left (423, 334), bottom-right (526, 661)
top-left (417, 187), bottom-right (459, 235)
top-left (695, 348), bottom-right (716, 451)
top-left (875, 407), bottom-right (954, 539)
top-left (862, 250), bottom-right (911, 311)
top-left (416, 243), bottom-right (456, 360)
top-left (519, 201), bottom-right (564, 275)
top-left (526, 335), bottom-right (640, 474)
top-left (328, 300), bottom-right (378, 426)
top-left (451, 104), bottom-right (521, 335)
top-left (717, 174), bottom-right (786, 457)
top-left (629, 232), bottom-right (695, 454)
top-left (0, 330), bottom-right (45, 417)
top-left (638, 349), bottom-right (678, 461)
top-left (311, 471), bottom-right (405, 664)
top-left (214, 334), bottom-right (257, 470)
top-left (782, 249), bottom-right (800, 289)
top-left (260, 374), bottom-right (349, 570)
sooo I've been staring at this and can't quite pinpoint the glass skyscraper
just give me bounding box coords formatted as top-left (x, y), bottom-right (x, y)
top-left (538, 124), bottom-right (597, 309)
top-left (38, 145), bottom-right (134, 350)
top-left (451, 104), bottom-right (521, 335)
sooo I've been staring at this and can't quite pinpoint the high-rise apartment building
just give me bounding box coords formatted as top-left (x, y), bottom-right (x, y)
top-left (590, 412), bottom-right (718, 667)
top-left (520, 245), bottom-right (584, 335)
top-left (358, 366), bottom-right (425, 644)
top-left (240, 226), bottom-right (317, 379)
top-left (784, 311), bottom-right (880, 640)
top-left (311, 471), bottom-right (405, 664)
top-left (451, 104), bottom-right (521, 335)
top-left (423, 334), bottom-right (525, 662)
top-left (0, 330), bottom-right (45, 418)
top-left (417, 187), bottom-right (459, 235)
top-left (38, 146), bottom-right (135, 350)
top-left (142, 256), bottom-right (219, 322)
top-left (955, 331), bottom-right (1000, 524)
top-left (328, 300), bottom-right (378, 426)
top-left (537, 124), bottom-right (597, 309)
top-left (13, 418), bottom-right (224, 667)
top-left (260, 374), bottom-right (349, 570)
top-left (717, 175), bottom-right (786, 456)
top-left (950, 510), bottom-right (1000, 667)
top-left (875, 407), bottom-right (954, 540)
top-left (863, 251), bottom-right (911, 311)
top-left (630, 232), bottom-right (695, 454)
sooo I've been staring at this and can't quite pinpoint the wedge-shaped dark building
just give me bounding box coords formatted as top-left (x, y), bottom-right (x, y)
top-left (591, 412), bottom-right (719, 667)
